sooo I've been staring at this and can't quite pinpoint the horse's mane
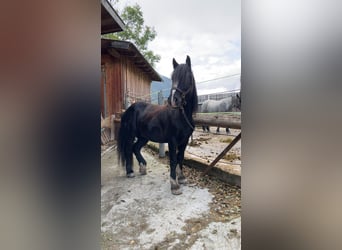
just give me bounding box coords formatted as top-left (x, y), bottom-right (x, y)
top-left (171, 64), bottom-right (198, 113)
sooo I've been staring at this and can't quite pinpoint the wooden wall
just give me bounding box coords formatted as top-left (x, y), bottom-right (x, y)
top-left (101, 54), bottom-right (123, 117)
top-left (101, 54), bottom-right (152, 118)
top-left (122, 56), bottom-right (151, 105)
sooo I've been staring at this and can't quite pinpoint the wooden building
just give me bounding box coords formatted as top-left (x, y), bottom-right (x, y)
top-left (100, 0), bottom-right (161, 142)
top-left (101, 39), bottom-right (162, 118)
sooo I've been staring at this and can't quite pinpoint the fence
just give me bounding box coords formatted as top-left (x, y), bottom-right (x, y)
top-left (197, 89), bottom-right (240, 104)
top-left (152, 89), bottom-right (241, 106)
top-left (126, 88), bottom-right (241, 112)
top-left (124, 91), bottom-right (151, 109)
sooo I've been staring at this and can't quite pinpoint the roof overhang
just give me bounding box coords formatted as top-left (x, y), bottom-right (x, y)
top-left (102, 39), bottom-right (162, 82)
top-left (101, 0), bottom-right (125, 34)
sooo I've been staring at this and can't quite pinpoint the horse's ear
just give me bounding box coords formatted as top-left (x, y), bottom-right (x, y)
top-left (186, 55), bottom-right (191, 68)
top-left (173, 58), bottom-right (179, 69)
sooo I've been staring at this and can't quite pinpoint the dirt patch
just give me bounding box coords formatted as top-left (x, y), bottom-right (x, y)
top-left (147, 128), bottom-right (241, 184)
top-left (189, 219), bottom-right (241, 249)
top-left (220, 137), bottom-right (233, 143)
top-left (223, 152), bottom-right (240, 162)
top-left (145, 146), bottom-right (241, 221)
top-left (188, 128), bottom-right (241, 168)
top-left (188, 136), bottom-right (210, 147)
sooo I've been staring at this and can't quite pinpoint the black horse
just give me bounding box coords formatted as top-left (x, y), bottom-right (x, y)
top-left (117, 56), bottom-right (198, 195)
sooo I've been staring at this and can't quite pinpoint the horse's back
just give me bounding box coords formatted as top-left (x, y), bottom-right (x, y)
top-left (204, 99), bottom-right (220, 112)
top-left (122, 102), bottom-right (151, 119)
top-left (202, 97), bottom-right (235, 112)
top-left (127, 101), bottom-right (150, 111)
top-left (120, 102), bottom-right (150, 130)
top-left (219, 97), bottom-right (233, 112)
top-left (201, 99), bottom-right (218, 112)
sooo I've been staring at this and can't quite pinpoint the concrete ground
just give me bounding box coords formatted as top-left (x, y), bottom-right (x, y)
top-left (101, 145), bottom-right (241, 249)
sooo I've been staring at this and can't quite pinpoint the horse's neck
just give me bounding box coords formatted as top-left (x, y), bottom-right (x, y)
top-left (183, 98), bottom-right (195, 118)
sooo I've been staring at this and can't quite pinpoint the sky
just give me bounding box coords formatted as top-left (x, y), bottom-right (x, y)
top-left (115, 0), bottom-right (241, 95)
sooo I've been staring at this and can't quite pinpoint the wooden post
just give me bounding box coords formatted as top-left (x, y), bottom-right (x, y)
top-left (159, 143), bottom-right (165, 158)
top-left (193, 113), bottom-right (241, 129)
top-left (202, 132), bottom-right (241, 176)
top-left (110, 114), bottom-right (115, 141)
top-left (158, 90), bottom-right (166, 157)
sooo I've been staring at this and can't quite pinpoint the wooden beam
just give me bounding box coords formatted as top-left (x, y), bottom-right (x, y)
top-left (101, 0), bottom-right (125, 34)
top-left (202, 132), bottom-right (241, 176)
top-left (107, 48), bottom-right (120, 59)
top-left (193, 113), bottom-right (241, 129)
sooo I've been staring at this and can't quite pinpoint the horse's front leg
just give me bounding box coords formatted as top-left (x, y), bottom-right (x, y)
top-left (176, 141), bottom-right (188, 185)
top-left (168, 140), bottom-right (182, 195)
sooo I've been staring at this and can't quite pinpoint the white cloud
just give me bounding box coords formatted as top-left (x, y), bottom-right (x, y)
top-left (196, 74), bottom-right (241, 96)
top-left (197, 87), bottom-right (228, 96)
top-left (116, 0), bottom-right (241, 88)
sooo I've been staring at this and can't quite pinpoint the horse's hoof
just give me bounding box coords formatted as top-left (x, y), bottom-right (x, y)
top-left (126, 172), bottom-right (135, 178)
top-left (171, 188), bottom-right (182, 195)
top-left (170, 177), bottom-right (181, 194)
top-left (139, 163), bottom-right (147, 175)
top-left (178, 178), bottom-right (188, 185)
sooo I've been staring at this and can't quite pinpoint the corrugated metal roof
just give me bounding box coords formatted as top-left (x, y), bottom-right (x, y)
top-left (102, 39), bottom-right (162, 82)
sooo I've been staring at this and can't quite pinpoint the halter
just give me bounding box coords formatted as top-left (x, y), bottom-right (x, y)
top-left (170, 86), bottom-right (192, 106)
top-left (168, 85), bottom-right (195, 130)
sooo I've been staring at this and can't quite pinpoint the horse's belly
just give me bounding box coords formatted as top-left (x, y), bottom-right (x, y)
top-left (140, 127), bottom-right (191, 145)
top-left (141, 126), bottom-right (168, 143)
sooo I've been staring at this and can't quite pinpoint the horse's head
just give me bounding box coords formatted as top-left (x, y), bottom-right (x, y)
top-left (168, 56), bottom-right (198, 112)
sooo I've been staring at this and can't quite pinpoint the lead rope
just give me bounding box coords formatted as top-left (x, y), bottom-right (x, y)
top-left (180, 107), bottom-right (194, 130)
top-left (169, 82), bottom-right (195, 130)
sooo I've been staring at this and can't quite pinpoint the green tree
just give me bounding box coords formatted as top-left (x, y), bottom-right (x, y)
top-left (105, 1), bottom-right (161, 67)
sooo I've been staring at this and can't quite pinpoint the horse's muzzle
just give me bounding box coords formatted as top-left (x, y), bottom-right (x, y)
top-left (170, 89), bottom-right (177, 107)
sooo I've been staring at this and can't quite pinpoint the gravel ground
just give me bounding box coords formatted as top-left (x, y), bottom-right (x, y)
top-left (146, 146), bottom-right (241, 222)
top-left (188, 127), bottom-right (241, 167)
top-left (101, 142), bottom-right (241, 249)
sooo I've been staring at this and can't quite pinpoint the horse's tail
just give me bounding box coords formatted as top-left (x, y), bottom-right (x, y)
top-left (117, 104), bottom-right (137, 167)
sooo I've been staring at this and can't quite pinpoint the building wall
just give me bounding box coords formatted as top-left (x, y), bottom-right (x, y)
top-left (101, 54), bottom-right (152, 117)
top-left (122, 56), bottom-right (151, 107)
top-left (101, 54), bottom-right (123, 116)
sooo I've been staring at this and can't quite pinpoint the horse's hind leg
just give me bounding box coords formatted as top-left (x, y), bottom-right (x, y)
top-left (133, 137), bottom-right (148, 175)
top-left (176, 141), bottom-right (188, 185)
top-left (125, 147), bottom-right (135, 178)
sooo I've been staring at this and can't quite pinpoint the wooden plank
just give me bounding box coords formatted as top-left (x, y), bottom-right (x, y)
top-left (101, 0), bottom-right (125, 34)
top-left (202, 132), bottom-right (241, 176)
top-left (101, 129), bottom-right (108, 145)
